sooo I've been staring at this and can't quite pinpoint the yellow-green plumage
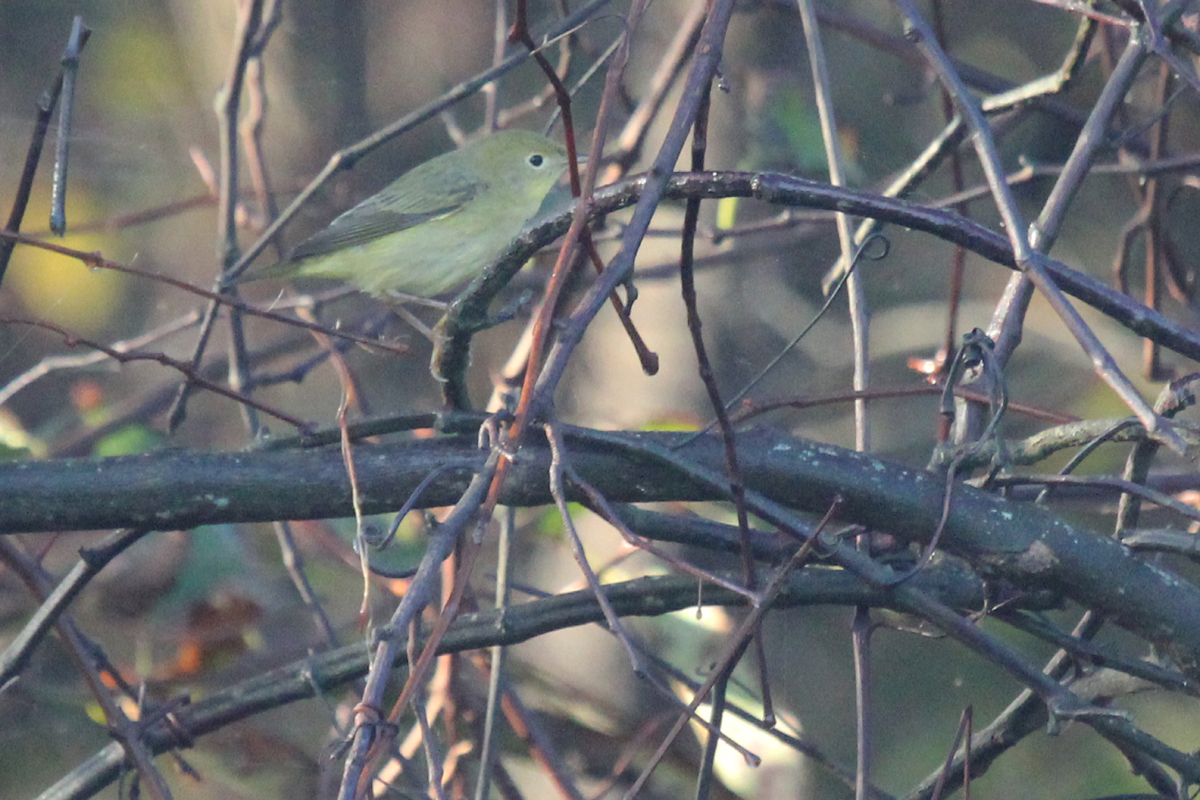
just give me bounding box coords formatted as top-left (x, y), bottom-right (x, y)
top-left (240, 130), bottom-right (571, 297)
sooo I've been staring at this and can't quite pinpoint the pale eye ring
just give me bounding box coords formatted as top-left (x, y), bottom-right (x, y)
top-left (528, 153), bottom-right (545, 167)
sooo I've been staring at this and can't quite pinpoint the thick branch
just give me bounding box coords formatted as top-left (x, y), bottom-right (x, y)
top-left (434, 172), bottom-right (1200, 400)
top-left (35, 567), bottom-right (985, 800)
top-left (5, 425), bottom-right (1200, 674)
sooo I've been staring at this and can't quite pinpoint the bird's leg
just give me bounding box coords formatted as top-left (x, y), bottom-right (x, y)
top-left (383, 291), bottom-right (451, 343)
top-left (389, 303), bottom-right (441, 343)
top-left (384, 290), bottom-right (450, 311)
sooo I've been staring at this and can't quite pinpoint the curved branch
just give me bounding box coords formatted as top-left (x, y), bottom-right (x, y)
top-left (34, 567), bottom-right (986, 800)
top-left (435, 171), bottom-right (1200, 405)
top-left (4, 425), bottom-right (1200, 676)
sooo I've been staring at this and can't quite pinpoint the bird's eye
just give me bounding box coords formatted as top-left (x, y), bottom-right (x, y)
top-left (528, 154), bottom-right (545, 167)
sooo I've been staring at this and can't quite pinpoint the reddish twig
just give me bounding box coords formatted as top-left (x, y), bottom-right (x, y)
top-left (0, 228), bottom-right (408, 356)
top-left (0, 316), bottom-right (310, 431)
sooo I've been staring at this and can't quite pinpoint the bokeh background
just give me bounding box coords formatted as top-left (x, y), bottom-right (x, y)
top-left (2, 1), bottom-right (1199, 798)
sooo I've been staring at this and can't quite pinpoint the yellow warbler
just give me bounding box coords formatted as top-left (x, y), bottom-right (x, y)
top-left (238, 130), bottom-right (571, 297)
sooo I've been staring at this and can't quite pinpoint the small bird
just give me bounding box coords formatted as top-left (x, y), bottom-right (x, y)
top-left (237, 130), bottom-right (572, 299)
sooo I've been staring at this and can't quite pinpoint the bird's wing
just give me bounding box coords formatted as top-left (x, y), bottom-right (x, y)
top-left (286, 173), bottom-right (479, 262)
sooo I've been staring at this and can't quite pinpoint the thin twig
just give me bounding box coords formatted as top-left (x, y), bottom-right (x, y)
top-left (430, 170), bottom-right (1200, 397)
top-left (0, 17), bottom-right (90, 282)
top-left (0, 229), bottom-right (408, 355)
top-left (621, 499), bottom-right (840, 800)
top-left (0, 311), bottom-right (201, 408)
top-left (529, 0), bottom-right (740, 416)
top-left (49, 16), bottom-right (90, 236)
top-left (0, 316), bottom-right (310, 431)
top-left (0, 528), bottom-right (151, 689)
top-left (472, 506), bottom-right (514, 800)
top-left (893, 0), bottom-right (1184, 452)
top-left (337, 448), bottom-right (501, 800)
top-left (165, 0), bottom-right (616, 432)
top-left (0, 538), bottom-right (174, 800)
top-left (797, 0), bottom-right (869, 451)
top-left (674, 59), bottom-right (770, 752)
top-left (544, 421), bottom-right (649, 675)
